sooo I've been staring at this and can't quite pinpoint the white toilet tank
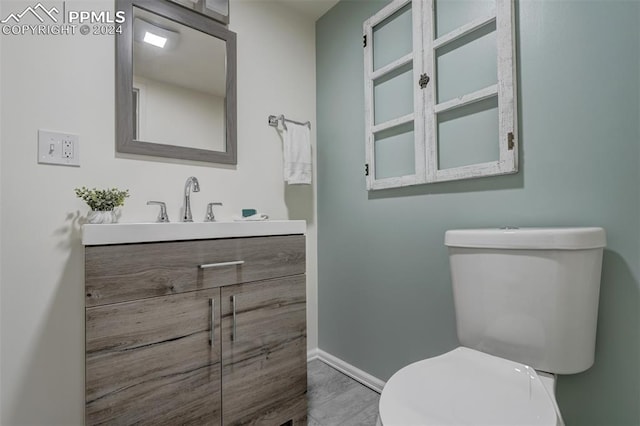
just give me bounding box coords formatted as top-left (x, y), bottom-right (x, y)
top-left (445, 227), bottom-right (606, 375)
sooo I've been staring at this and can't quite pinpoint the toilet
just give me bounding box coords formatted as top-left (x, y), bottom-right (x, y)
top-left (378, 227), bottom-right (606, 426)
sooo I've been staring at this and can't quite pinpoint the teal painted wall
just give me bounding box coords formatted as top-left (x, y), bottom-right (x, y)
top-left (316, 1), bottom-right (640, 424)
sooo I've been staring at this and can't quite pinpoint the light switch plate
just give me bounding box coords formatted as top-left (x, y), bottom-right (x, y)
top-left (38, 130), bottom-right (80, 167)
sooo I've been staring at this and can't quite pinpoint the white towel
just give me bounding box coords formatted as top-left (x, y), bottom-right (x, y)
top-left (283, 122), bottom-right (312, 185)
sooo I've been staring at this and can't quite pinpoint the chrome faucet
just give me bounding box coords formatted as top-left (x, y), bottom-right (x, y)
top-left (147, 201), bottom-right (170, 223)
top-left (205, 202), bottom-right (223, 222)
top-left (182, 176), bottom-right (200, 222)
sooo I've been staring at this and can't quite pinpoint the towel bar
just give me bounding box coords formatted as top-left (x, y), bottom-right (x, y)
top-left (268, 114), bottom-right (311, 130)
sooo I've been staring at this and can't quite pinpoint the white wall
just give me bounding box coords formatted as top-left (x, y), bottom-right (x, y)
top-left (133, 75), bottom-right (226, 151)
top-left (0, 0), bottom-right (317, 424)
top-left (0, 1), bottom-right (3, 420)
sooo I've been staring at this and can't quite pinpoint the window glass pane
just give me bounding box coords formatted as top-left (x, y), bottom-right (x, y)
top-left (437, 96), bottom-right (498, 170)
top-left (374, 63), bottom-right (414, 125)
top-left (375, 122), bottom-right (415, 179)
top-left (373, 3), bottom-right (413, 70)
top-left (436, 22), bottom-right (497, 103)
top-left (435, 0), bottom-right (495, 38)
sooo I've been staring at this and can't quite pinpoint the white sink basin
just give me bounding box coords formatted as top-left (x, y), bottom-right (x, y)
top-left (82, 220), bottom-right (306, 246)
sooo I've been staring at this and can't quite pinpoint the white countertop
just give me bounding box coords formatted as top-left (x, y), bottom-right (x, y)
top-left (82, 220), bottom-right (307, 246)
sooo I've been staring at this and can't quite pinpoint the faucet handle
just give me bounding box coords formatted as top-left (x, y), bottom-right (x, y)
top-left (205, 202), bottom-right (223, 222)
top-left (147, 201), bottom-right (170, 223)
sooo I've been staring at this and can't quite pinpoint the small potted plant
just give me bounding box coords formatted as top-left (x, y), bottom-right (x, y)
top-left (75, 186), bottom-right (130, 224)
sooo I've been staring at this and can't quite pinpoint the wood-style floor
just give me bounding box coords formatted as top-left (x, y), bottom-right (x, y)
top-left (307, 360), bottom-right (380, 425)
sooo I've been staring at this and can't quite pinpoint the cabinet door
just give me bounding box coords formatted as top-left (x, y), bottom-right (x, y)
top-left (86, 288), bottom-right (222, 426)
top-left (364, 0), bottom-right (518, 189)
top-left (221, 275), bottom-right (307, 425)
top-left (363, 0), bottom-right (426, 190)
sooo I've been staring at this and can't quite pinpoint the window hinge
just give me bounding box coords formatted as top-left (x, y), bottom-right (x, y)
top-left (363, 34), bottom-right (367, 48)
top-left (365, 163), bottom-right (369, 176)
top-left (419, 73), bottom-right (430, 89)
top-left (508, 132), bottom-right (515, 150)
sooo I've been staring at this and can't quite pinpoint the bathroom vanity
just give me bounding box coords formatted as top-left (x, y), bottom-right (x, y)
top-left (83, 221), bottom-right (307, 425)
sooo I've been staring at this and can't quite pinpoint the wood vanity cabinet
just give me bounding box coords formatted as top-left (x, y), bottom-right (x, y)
top-left (84, 235), bottom-right (307, 426)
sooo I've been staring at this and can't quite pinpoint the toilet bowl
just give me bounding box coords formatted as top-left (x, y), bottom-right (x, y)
top-left (377, 227), bottom-right (606, 426)
top-left (377, 347), bottom-right (563, 426)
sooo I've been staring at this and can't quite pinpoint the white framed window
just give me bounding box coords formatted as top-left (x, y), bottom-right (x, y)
top-left (364, 0), bottom-right (518, 190)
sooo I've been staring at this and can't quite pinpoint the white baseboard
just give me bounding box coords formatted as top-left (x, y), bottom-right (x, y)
top-left (307, 348), bottom-right (320, 362)
top-left (307, 348), bottom-right (386, 393)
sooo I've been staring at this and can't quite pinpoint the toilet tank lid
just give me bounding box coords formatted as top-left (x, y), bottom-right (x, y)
top-left (445, 227), bottom-right (606, 250)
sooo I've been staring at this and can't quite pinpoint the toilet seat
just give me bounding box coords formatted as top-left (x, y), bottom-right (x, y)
top-left (378, 347), bottom-right (560, 426)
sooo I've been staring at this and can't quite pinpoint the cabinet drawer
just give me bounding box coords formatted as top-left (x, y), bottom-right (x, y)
top-left (85, 235), bottom-right (305, 307)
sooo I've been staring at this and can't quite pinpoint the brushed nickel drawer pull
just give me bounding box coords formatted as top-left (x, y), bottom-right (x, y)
top-left (209, 298), bottom-right (215, 348)
top-left (199, 260), bottom-right (245, 269)
top-left (231, 295), bottom-right (237, 342)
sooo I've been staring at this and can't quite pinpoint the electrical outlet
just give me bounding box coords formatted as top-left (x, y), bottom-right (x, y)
top-left (38, 130), bottom-right (80, 167)
top-left (62, 140), bottom-right (74, 159)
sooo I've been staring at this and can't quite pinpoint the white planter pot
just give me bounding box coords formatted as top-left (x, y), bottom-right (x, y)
top-left (87, 210), bottom-right (117, 224)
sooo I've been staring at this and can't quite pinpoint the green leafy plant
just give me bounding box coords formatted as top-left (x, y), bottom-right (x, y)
top-left (74, 187), bottom-right (130, 211)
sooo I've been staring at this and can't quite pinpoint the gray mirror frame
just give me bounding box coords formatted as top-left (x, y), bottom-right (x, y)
top-left (116, 0), bottom-right (237, 164)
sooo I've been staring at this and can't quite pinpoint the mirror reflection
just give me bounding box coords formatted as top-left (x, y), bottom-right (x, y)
top-left (132, 7), bottom-right (227, 152)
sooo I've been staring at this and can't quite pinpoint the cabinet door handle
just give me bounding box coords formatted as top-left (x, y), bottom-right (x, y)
top-left (199, 260), bottom-right (245, 269)
top-left (231, 295), bottom-right (237, 342)
top-left (209, 298), bottom-right (215, 347)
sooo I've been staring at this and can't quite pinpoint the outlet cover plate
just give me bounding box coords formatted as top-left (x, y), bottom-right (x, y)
top-left (38, 130), bottom-right (80, 167)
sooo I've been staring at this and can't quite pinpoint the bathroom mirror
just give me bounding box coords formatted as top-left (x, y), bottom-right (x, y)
top-left (116, 0), bottom-right (237, 164)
